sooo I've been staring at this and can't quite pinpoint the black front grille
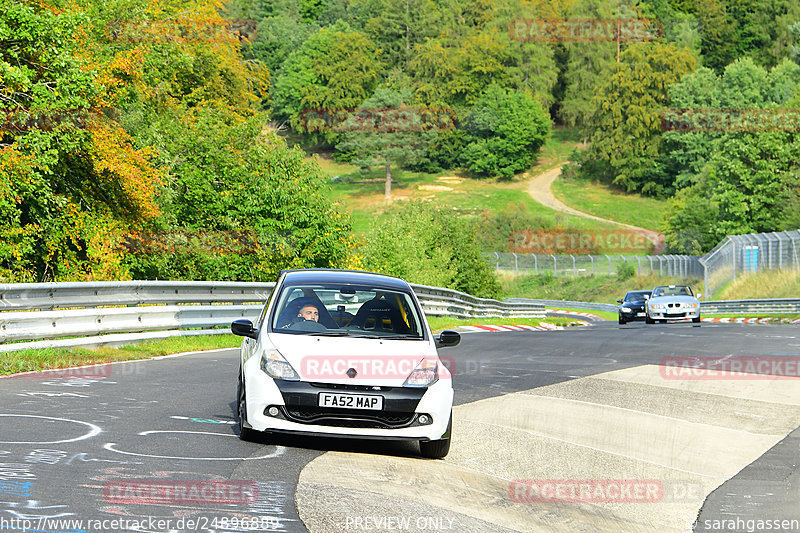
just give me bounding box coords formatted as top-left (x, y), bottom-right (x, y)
top-left (283, 407), bottom-right (416, 429)
top-left (309, 382), bottom-right (393, 392)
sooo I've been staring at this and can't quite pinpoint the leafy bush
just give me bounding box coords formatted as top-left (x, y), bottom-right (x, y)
top-left (361, 202), bottom-right (500, 298)
top-left (459, 85), bottom-right (551, 179)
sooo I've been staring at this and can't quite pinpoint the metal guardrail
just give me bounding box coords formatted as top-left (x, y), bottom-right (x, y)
top-left (0, 281), bottom-right (546, 352)
top-left (700, 299), bottom-right (800, 315)
top-left (508, 297), bottom-right (800, 316)
top-left (506, 298), bottom-right (618, 313)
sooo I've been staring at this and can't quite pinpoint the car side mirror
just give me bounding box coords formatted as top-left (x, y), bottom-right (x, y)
top-left (644, 295), bottom-right (649, 300)
top-left (697, 293), bottom-right (703, 299)
top-left (616, 299), bottom-right (623, 304)
top-left (231, 319), bottom-right (259, 340)
top-left (436, 330), bottom-right (461, 349)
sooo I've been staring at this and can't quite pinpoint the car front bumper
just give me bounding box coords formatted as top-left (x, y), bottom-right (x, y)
top-left (243, 356), bottom-right (453, 441)
top-left (648, 310), bottom-right (700, 320)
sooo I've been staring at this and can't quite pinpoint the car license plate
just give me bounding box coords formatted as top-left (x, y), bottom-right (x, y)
top-left (636, 312), bottom-right (645, 317)
top-left (318, 392), bottom-right (383, 410)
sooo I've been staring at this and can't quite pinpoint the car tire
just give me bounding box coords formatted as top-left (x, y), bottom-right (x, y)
top-left (618, 315), bottom-right (626, 325)
top-left (692, 317), bottom-right (701, 324)
top-left (237, 369), bottom-right (259, 442)
top-left (645, 315), bottom-right (654, 325)
top-left (420, 414), bottom-right (451, 459)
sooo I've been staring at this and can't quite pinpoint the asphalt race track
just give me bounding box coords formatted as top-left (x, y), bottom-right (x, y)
top-left (1, 322), bottom-right (799, 533)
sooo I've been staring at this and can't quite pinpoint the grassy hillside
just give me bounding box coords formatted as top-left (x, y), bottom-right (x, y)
top-left (317, 129), bottom-right (621, 237)
top-left (715, 270), bottom-right (800, 300)
top-left (551, 172), bottom-right (667, 231)
top-left (500, 272), bottom-right (703, 304)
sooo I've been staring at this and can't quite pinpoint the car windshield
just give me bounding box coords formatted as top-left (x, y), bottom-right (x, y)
top-left (652, 285), bottom-right (693, 297)
top-left (624, 291), bottom-right (651, 302)
top-left (270, 284), bottom-right (425, 339)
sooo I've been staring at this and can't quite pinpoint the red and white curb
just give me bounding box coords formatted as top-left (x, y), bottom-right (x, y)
top-left (547, 309), bottom-right (604, 321)
top-left (702, 317), bottom-right (800, 324)
top-left (458, 321), bottom-right (589, 333)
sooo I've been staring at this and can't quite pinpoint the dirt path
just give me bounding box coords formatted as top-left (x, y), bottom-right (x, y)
top-left (526, 164), bottom-right (663, 243)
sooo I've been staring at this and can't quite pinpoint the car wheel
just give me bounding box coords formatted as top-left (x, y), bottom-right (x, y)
top-left (645, 315), bottom-right (654, 325)
top-left (618, 315), bottom-right (626, 325)
top-left (692, 317), bottom-right (701, 324)
top-left (237, 370), bottom-right (259, 442)
top-left (420, 413), bottom-right (451, 459)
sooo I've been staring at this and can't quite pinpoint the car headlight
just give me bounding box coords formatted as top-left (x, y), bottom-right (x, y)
top-left (260, 349), bottom-right (300, 381)
top-left (650, 303), bottom-right (665, 310)
top-left (621, 307), bottom-right (632, 313)
top-left (404, 359), bottom-right (438, 387)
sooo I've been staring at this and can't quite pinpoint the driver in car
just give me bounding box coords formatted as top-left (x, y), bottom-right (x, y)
top-left (297, 303), bottom-right (319, 322)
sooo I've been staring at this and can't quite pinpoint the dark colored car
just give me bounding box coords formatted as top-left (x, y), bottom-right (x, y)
top-left (617, 290), bottom-right (652, 324)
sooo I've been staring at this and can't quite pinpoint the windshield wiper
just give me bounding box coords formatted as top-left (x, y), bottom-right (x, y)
top-left (308, 330), bottom-right (350, 336)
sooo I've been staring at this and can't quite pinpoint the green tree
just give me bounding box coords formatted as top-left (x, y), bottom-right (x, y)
top-left (587, 42), bottom-right (696, 195)
top-left (271, 21), bottom-right (384, 139)
top-left (459, 85), bottom-right (551, 179)
top-left (335, 88), bottom-right (438, 198)
top-left (362, 202), bottom-right (501, 298)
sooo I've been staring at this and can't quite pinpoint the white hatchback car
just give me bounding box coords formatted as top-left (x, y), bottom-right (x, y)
top-left (232, 269), bottom-right (459, 458)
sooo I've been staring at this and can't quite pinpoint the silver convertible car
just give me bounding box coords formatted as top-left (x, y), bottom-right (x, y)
top-left (645, 284), bottom-right (702, 324)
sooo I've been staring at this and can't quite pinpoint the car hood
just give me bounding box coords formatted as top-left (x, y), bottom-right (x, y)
top-left (621, 301), bottom-right (647, 308)
top-left (648, 295), bottom-right (699, 305)
top-left (267, 332), bottom-right (444, 386)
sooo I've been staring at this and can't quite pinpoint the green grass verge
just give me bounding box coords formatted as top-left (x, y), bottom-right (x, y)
top-left (427, 316), bottom-right (582, 332)
top-left (545, 307), bottom-right (618, 321)
top-left (1, 334), bottom-right (242, 376)
top-left (551, 173), bottom-right (667, 231)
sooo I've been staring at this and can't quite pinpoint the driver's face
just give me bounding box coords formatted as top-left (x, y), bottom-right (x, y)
top-left (298, 305), bottom-right (319, 322)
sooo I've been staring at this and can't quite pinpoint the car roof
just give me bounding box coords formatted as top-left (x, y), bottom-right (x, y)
top-left (280, 269), bottom-right (412, 291)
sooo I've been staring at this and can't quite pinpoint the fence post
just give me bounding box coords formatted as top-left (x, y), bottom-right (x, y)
top-left (495, 252), bottom-right (499, 272)
top-left (589, 255), bottom-right (595, 275)
top-left (636, 256), bottom-right (641, 275)
top-left (551, 255), bottom-right (557, 277)
top-left (571, 254), bottom-right (576, 275)
top-left (533, 253), bottom-right (538, 275)
top-left (513, 252), bottom-right (518, 274)
top-left (606, 255), bottom-right (612, 275)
